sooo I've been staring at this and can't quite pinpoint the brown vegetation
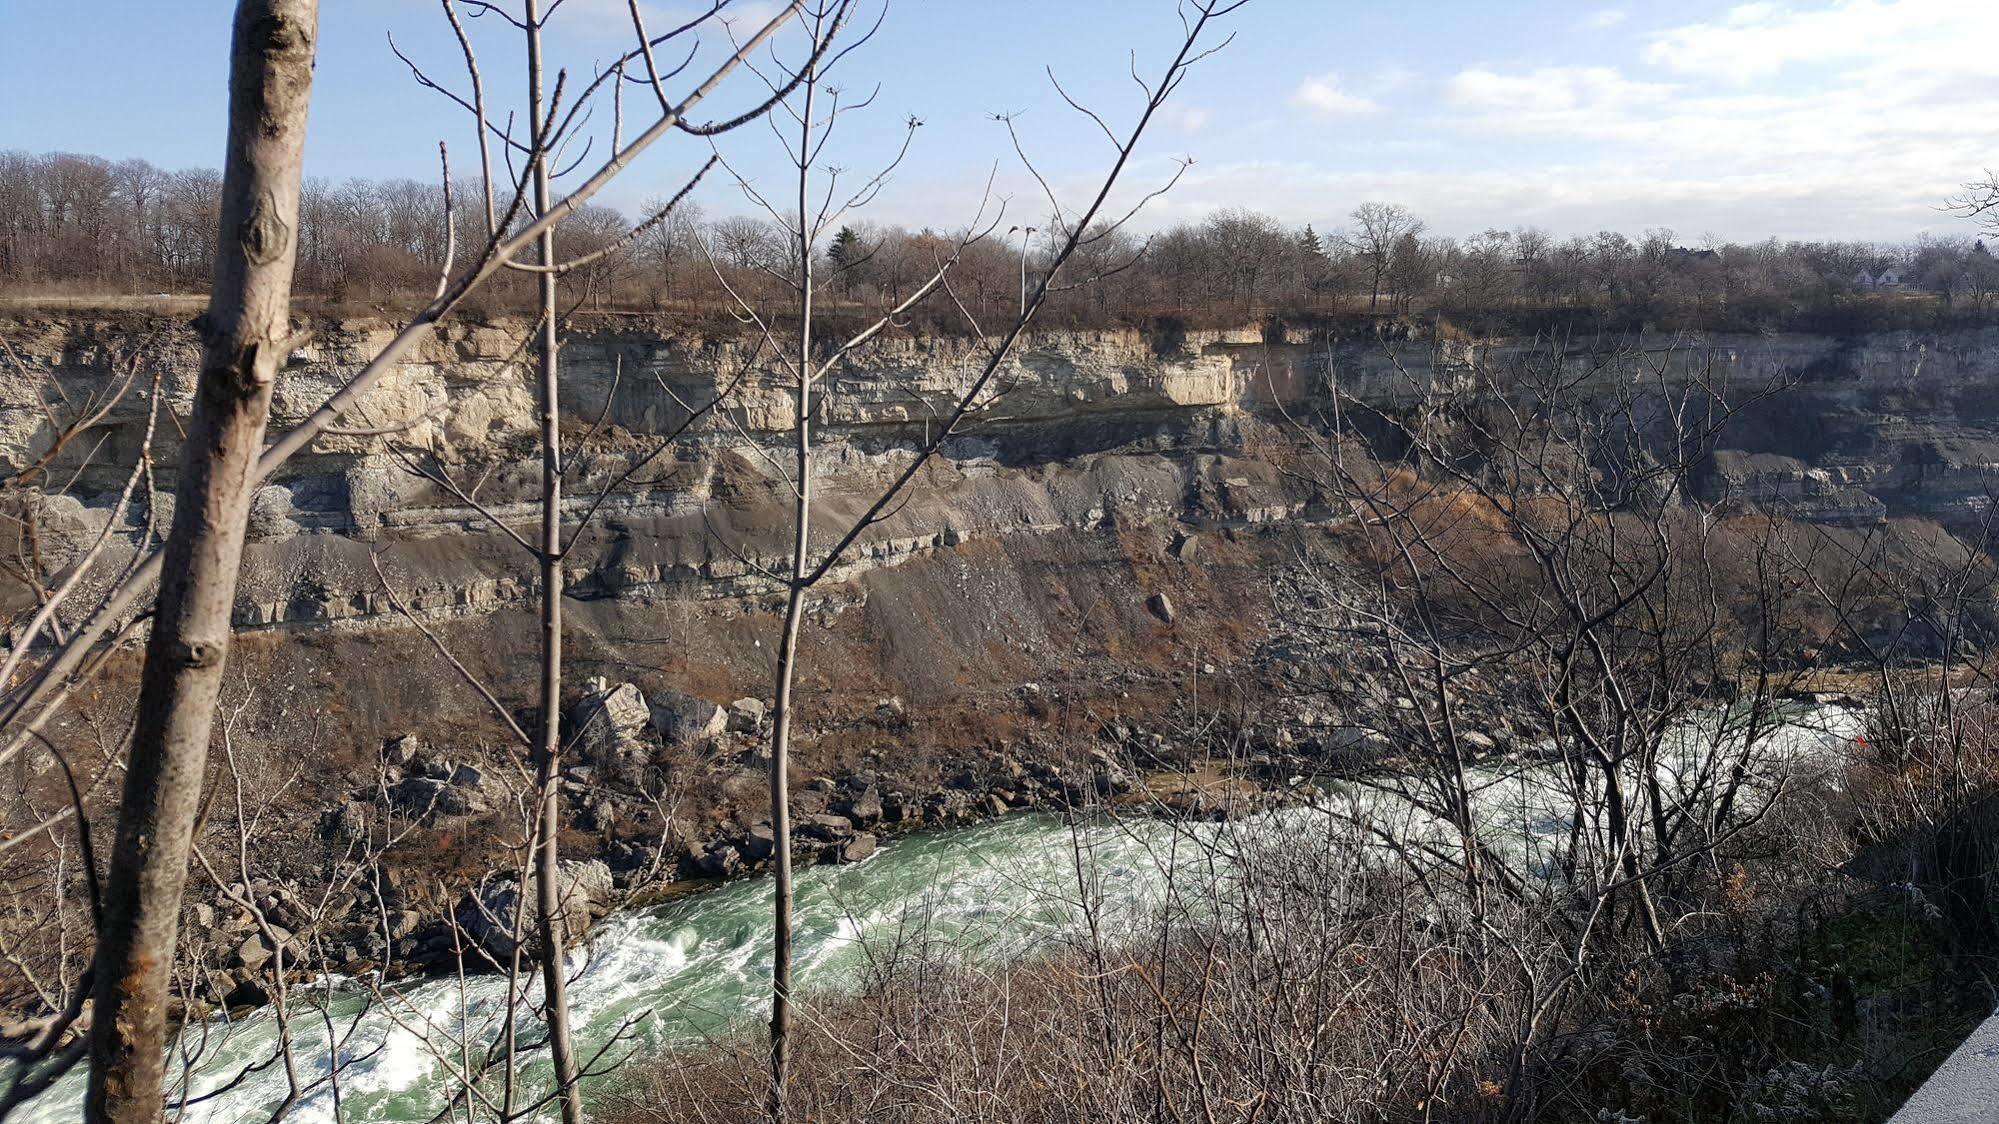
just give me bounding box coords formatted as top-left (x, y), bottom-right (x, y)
top-left (10, 148), bottom-right (1999, 335)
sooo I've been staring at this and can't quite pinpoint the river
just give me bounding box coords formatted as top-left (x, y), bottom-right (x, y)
top-left (12, 703), bottom-right (1864, 1122)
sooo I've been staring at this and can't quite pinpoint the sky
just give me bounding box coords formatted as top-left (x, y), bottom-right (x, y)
top-left (4, 0), bottom-right (1998, 244)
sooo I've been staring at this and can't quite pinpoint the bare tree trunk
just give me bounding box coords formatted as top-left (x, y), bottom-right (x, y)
top-left (85, 3), bottom-right (317, 1119)
top-left (766, 64), bottom-right (818, 1124)
top-left (716, 7), bottom-right (1245, 1118)
top-left (523, 4), bottom-right (584, 1120)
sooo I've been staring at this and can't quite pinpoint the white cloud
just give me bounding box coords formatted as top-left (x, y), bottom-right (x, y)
top-left (1141, 155), bottom-right (1960, 242)
top-left (1165, 105), bottom-right (1212, 132)
top-left (1584, 8), bottom-right (1628, 29)
top-left (1290, 73), bottom-right (1382, 118)
top-left (1643, 0), bottom-right (1999, 82)
top-left (1411, 10), bottom-right (1999, 243)
top-left (1444, 66), bottom-right (1673, 115)
top-left (688, 1), bottom-right (1999, 244)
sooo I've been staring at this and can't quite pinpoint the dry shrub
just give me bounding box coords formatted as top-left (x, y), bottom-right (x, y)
top-left (604, 825), bottom-right (1518, 1124)
top-left (1846, 692), bottom-right (1999, 950)
top-left (594, 728), bottom-right (1997, 1124)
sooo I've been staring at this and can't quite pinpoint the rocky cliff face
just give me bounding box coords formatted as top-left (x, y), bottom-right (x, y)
top-left (7, 319), bottom-right (1993, 628)
top-left (7, 316), bottom-right (1991, 644)
top-left (0, 315), bottom-right (1988, 728)
top-left (1, 317), bottom-right (1304, 635)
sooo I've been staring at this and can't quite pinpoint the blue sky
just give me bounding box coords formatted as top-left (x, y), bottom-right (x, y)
top-left (5, 0), bottom-right (1996, 242)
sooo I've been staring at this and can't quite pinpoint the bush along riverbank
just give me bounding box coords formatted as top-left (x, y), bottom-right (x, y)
top-left (597, 694), bottom-right (1999, 1124)
top-left (109, 672), bottom-right (1350, 1027)
top-left (10, 675), bottom-right (1997, 1124)
top-left (116, 661), bottom-right (1853, 1024)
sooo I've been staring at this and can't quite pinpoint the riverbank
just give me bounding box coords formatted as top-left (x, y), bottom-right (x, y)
top-left (24, 696), bottom-right (1971, 1123)
top-left (40, 668), bottom-right (1881, 1037)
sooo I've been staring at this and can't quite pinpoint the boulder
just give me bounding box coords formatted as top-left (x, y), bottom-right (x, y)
top-left (457, 860), bottom-right (613, 960)
top-left (561, 860), bottom-right (615, 915)
top-left (234, 935), bottom-right (272, 972)
top-left (799, 813), bottom-right (856, 842)
top-left (576, 797), bottom-right (618, 833)
top-left (790, 784), bottom-right (831, 816)
top-left (697, 844), bottom-right (743, 878)
top-left (834, 787), bottom-right (883, 826)
top-left (406, 750), bottom-right (455, 781)
top-left (199, 970), bottom-right (237, 1004)
top-left (604, 839), bottom-right (655, 874)
top-left (390, 773), bottom-right (487, 817)
top-left (574, 681), bottom-right (653, 765)
top-left (728, 697), bottom-right (768, 733)
top-left (1147, 592), bottom-right (1177, 624)
top-left (651, 689), bottom-right (729, 746)
top-left (387, 910), bottom-right (423, 939)
top-left (382, 734), bottom-right (422, 766)
top-left (838, 833), bottom-right (878, 863)
top-left (224, 973), bottom-right (271, 1009)
top-left (1459, 730), bottom-right (1498, 754)
top-left (439, 780), bottom-right (481, 812)
top-left (388, 775), bottom-right (449, 814)
top-left (232, 926), bottom-right (292, 972)
top-left (741, 823), bottom-right (777, 861)
top-left (321, 800), bottom-right (370, 841)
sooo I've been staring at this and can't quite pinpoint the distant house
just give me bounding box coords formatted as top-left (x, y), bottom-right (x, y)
top-left (1854, 268), bottom-right (1905, 288)
top-left (1668, 247), bottom-right (1721, 266)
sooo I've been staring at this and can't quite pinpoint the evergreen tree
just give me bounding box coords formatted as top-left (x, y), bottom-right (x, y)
top-left (827, 225), bottom-right (864, 292)
top-left (1296, 224), bottom-right (1328, 296)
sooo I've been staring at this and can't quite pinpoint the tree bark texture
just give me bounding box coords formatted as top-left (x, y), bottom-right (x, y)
top-left (522, 4), bottom-right (585, 1120)
top-left (86, 2), bottom-right (317, 1120)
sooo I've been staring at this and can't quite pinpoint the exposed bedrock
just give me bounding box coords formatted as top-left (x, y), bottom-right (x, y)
top-left (2, 314), bottom-right (1994, 742)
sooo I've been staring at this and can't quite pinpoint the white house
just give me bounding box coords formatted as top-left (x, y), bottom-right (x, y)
top-left (1854, 268), bottom-right (1905, 288)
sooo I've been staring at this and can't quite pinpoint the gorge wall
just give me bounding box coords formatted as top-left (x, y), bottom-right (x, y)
top-left (1, 314), bottom-right (1991, 763)
top-left (7, 311), bottom-right (1999, 1002)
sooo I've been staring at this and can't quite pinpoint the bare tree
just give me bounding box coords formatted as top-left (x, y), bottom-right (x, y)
top-left (1292, 337), bottom-right (1818, 1044)
top-left (1948, 170), bottom-right (1999, 235)
top-left (0, 0), bottom-right (829, 771)
top-left (634, 195), bottom-right (705, 306)
top-left (694, 3), bottom-right (1251, 1119)
top-left (366, 3), bottom-right (855, 1119)
top-left (85, 5), bottom-right (318, 1119)
top-left (0, 1), bottom-right (843, 1117)
top-left (521, 2), bottom-right (585, 1115)
top-left (1344, 201), bottom-right (1423, 314)
top-left (1199, 207), bottom-right (1289, 311)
